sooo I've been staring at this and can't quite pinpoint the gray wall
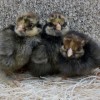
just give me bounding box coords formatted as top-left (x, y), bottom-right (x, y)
top-left (0, 0), bottom-right (100, 41)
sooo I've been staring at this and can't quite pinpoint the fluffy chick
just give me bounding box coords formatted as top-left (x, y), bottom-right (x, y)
top-left (0, 12), bottom-right (42, 85)
top-left (57, 31), bottom-right (100, 77)
top-left (28, 12), bottom-right (69, 77)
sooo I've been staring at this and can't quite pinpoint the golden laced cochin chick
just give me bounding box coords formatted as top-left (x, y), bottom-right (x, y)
top-left (0, 12), bottom-right (42, 86)
top-left (57, 31), bottom-right (100, 77)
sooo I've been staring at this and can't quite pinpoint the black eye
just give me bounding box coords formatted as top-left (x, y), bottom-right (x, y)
top-left (48, 22), bottom-right (54, 26)
top-left (77, 48), bottom-right (81, 51)
top-left (62, 22), bottom-right (67, 27)
top-left (58, 15), bottom-right (61, 18)
top-left (36, 23), bottom-right (42, 28)
top-left (28, 23), bottom-right (34, 28)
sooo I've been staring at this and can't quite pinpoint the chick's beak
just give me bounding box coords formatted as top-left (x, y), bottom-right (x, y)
top-left (56, 23), bottom-right (61, 31)
top-left (17, 25), bottom-right (25, 32)
top-left (67, 48), bottom-right (73, 57)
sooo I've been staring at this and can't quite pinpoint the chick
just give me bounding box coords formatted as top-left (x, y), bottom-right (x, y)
top-left (28, 12), bottom-right (69, 77)
top-left (57, 31), bottom-right (100, 77)
top-left (0, 12), bottom-right (42, 85)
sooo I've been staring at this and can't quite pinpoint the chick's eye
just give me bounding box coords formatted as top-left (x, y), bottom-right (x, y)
top-left (48, 23), bottom-right (54, 26)
top-left (62, 22), bottom-right (67, 27)
top-left (77, 48), bottom-right (81, 51)
top-left (28, 23), bottom-right (34, 28)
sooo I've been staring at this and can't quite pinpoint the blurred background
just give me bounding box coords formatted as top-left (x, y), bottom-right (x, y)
top-left (0, 0), bottom-right (100, 41)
